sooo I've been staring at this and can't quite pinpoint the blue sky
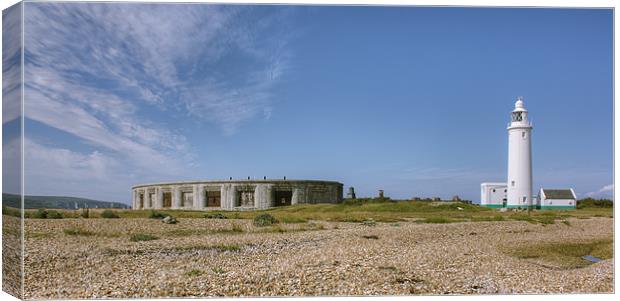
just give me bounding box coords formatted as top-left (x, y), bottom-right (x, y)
top-left (11, 3), bottom-right (612, 203)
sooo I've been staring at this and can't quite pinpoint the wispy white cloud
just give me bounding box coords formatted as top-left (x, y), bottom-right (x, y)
top-left (24, 3), bottom-right (290, 133)
top-left (2, 4), bottom-right (22, 124)
top-left (20, 3), bottom-right (294, 201)
top-left (584, 184), bottom-right (614, 198)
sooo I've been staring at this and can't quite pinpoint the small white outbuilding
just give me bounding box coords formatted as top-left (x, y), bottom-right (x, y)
top-left (537, 188), bottom-right (577, 210)
top-left (480, 183), bottom-right (508, 208)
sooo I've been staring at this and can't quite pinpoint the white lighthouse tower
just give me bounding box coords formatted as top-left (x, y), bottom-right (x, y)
top-left (507, 97), bottom-right (533, 209)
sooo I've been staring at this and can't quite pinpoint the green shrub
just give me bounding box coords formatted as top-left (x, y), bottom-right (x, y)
top-left (253, 213), bottom-right (278, 227)
top-left (46, 210), bottom-right (63, 219)
top-left (149, 210), bottom-right (169, 219)
top-left (101, 210), bottom-right (120, 219)
top-left (130, 233), bottom-right (159, 242)
top-left (32, 209), bottom-right (64, 219)
top-left (33, 209), bottom-right (48, 219)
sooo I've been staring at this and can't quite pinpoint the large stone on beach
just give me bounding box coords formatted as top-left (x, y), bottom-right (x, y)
top-left (162, 216), bottom-right (177, 224)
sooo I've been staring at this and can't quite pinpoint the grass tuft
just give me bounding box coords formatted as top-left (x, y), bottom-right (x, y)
top-left (63, 227), bottom-right (94, 236)
top-left (211, 244), bottom-right (241, 252)
top-left (278, 216), bottom-right (307, 223)
top-left (231, 223), bottom-right (244, 233)
top-left (185, 269), bottom-right (203, 277)
top-left (130, 233), bottom-right (159, 242)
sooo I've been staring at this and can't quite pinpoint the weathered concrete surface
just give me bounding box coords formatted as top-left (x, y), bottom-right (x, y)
top-left (132, 180), bottom-right (343, 210)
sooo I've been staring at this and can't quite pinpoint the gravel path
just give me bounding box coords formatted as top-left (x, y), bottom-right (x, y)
top-left (22, 217), bottom-right (613, 299)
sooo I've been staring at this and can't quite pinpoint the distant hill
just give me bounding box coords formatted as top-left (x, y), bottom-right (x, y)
top-left (2, 193), bottom-right (130, 209)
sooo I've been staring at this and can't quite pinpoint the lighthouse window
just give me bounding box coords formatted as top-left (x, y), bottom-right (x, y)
top-left (511, 181), bottom-right (515, 187)
top-left (492, 189), bottom-right (496, 192)
top-left (512, 112), bottom-right (523, 122)
top-left (522, 132), bottom-right (526, 138)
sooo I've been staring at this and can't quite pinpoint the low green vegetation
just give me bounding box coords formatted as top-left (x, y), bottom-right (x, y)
top-left (100, 210), bottom-right (120, 218)
top-left (165, 225), bottom-right (245, 237)
top-left (470, 215), bottom-right (505, 222)
top-left (577, 198), bottom-right (613, 209)
top-left (507, 239), bottom-right (613, 269)
top-left (205, 213), bottom-right (227, 219)
top-left (33, 209), bottom-right (64, 219)
top-left (17, 197), bottom-right (612, 224)
top-left (259, 225), bottom-right (288, 233)
top-left (148, 210), bottom-right (170, 219)
top-left (361, 235), bottom-right (379, 240)
top-left (174, 243), bottom-right (243, 253)
top-left (2, 205), bottom-right (21, 217)
top-left (278, 216), bottom-right (307, 223)
top-left (211, 244), bottom-right (242, 252)
top-left (253, 213), bottom-right (278, 227)
top-left (63, 227), bottom-right (94, 236)
top-left (130, 233), bottom-right (159, 242)
top-left (185, 269), bottom-right (203, 277)
top-left (418, 216), bottom-right (466, 223)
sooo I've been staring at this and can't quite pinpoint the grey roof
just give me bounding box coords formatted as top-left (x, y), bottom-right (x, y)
top-left (542, 189), bottom-right (575, 200)
top-left (132, 179), bottom-right (343, 189)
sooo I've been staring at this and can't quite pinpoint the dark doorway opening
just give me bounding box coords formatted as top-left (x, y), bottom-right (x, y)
top-left (274, 191), bottom-right (292, 206)
top-left (139, 194), bottom-right (144, 208)
top-left (206, 191), bottom-right (221, 207)
top-left (237, 190), bottom-right (255, 207)
top-left (163, 192), bottom-right (172, 208)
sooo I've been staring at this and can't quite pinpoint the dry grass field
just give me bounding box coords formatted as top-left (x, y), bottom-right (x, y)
top-left (13, 204), bottom-right (614, 299)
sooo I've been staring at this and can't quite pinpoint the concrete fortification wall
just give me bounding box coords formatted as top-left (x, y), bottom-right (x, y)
top-left (131, 179), bottom-right (343, 210)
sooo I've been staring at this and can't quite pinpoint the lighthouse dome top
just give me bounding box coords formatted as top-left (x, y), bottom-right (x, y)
top-left (513, 97), bottom-right (527, 112)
